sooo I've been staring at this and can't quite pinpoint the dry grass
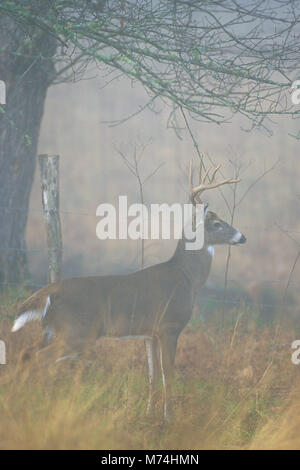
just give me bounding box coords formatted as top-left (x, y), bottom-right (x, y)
top-left (1, 290), bottom-right (300, 450)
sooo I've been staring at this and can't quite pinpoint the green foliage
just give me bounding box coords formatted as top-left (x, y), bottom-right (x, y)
top-left (24, 134), bottom-right (32, 146)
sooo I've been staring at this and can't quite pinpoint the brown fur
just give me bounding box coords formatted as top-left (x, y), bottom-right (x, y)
top-left (13, 210), bottom-right (246, 418)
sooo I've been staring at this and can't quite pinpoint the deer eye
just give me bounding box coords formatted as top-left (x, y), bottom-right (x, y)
top-left (213, 222), bottom-right (222, 230)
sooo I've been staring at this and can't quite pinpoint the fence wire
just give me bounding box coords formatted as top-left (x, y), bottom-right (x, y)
top-left (0, 204), bottom-right (300, 234)
top-left (0, 204), bottom-right (299, 311)
top-left (0, 279), bottom-right (292, 311)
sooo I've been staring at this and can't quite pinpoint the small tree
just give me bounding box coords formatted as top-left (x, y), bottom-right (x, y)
top-left (116, 141), bottom-right (164, 269)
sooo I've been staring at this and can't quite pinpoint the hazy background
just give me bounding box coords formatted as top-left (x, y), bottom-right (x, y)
top-left (26, 74), bottom-right (300, 306)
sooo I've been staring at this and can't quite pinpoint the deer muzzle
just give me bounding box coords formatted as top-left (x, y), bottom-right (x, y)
top-left (230, 231), bottom-right (246, 245)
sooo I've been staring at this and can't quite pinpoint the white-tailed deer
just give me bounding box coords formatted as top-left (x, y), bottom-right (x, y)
top-left (12, 162), bottom-right (246, 419)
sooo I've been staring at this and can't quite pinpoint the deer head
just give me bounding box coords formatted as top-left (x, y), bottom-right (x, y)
top-left (189, 160), bottom-right (246, 246)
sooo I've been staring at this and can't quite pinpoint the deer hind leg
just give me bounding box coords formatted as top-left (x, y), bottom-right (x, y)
top-left (55, 325), bottom-right (98, 364)
top-left (21, 326), bottom-right (55, 362)
top-left (55, 336), bottom-right (85, 363)
top-left (145, 336), bottom-right (160, 416)
top-left (158, 332), bottom-right (178, 422)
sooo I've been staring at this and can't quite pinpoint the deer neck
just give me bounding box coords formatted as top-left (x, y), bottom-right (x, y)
top-left (170, 236), bottom-right (213, 287)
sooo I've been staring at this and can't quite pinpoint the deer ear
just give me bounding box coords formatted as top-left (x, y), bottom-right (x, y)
top-left (204, 203), bottom-right (209, 219)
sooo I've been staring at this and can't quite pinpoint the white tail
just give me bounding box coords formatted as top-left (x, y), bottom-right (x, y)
top-left (12, 296), bottom-right (51, 332)
top-left (12, 163), bottom-right (246, 419)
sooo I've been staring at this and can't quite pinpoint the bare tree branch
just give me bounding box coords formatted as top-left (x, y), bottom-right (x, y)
top-left (1, 0), bottom-right (300, 128)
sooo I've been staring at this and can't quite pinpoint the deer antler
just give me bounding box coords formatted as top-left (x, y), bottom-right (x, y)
top-left (189, 160), bottom-right (240, 205)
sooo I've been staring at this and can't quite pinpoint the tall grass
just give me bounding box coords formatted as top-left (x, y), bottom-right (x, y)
top-left (0, 290), bottom-right (300, 450)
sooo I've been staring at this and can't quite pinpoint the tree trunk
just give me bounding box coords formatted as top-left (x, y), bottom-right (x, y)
top-left (0, 14), bottom-right (57, 284)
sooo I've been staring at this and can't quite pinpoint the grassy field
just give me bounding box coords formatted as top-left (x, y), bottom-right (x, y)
top-left (0, 287), bottom-right (300, 450)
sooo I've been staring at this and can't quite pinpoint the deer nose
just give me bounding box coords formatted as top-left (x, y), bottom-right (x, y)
top-left (230, 231), bottom-right (246, 245)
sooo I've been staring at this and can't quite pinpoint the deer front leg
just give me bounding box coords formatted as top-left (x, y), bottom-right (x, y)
top-left (145, 336), bottom-right (160, 416)
top-left (158, 332), bottom-right (178, 422)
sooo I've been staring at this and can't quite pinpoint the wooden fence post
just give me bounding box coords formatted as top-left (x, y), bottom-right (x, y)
top-left (38, 154), bottom-right (62, 283)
